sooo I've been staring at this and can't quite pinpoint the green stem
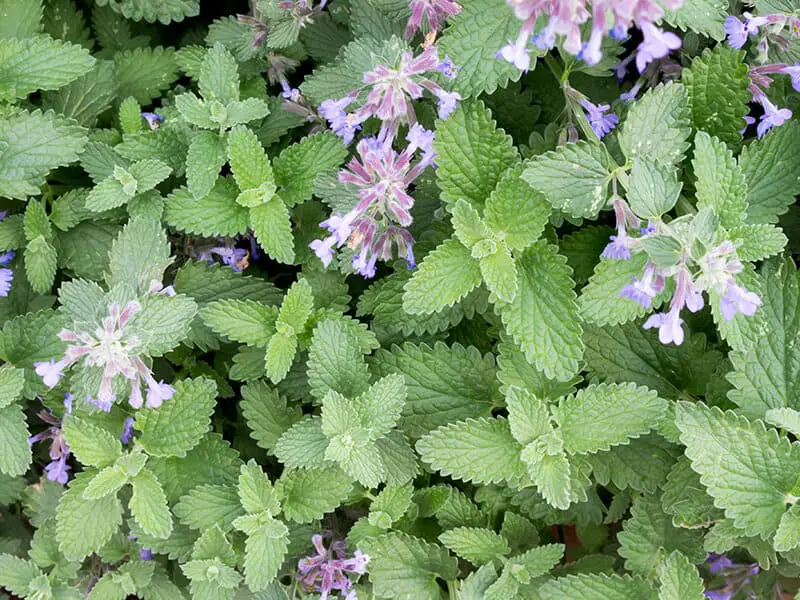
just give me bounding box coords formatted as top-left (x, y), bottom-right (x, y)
top-left (447, 580), bottom-right (458, 600)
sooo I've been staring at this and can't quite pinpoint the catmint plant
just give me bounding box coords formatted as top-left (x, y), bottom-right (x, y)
top-left (2, 0), bottom-right (800, 599)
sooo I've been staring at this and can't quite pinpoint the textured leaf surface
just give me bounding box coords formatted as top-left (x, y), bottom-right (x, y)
top-left (360, 533), bottom-right (459, 600)
top-left (739, 122), bottom-right (800, 224)
top-left (130, 470), bottom-right (173, 539)
top-left (56, 472), bottom-right (122, 561)
top-left (276, 467), bottom-right (353, 523)
top-left (403, 239), bottom-right (482, 315)
top-left (136, 378), bottom-right (217, 458)
top-left (693, 132), bottom-right (747, 227)
top-left (522, 141), bottom-right (613, 219)
top-left (538, 573), bottom-right (656, 600)
top-left (372, 342), bottom-right (495, 439)
top-left (437, 0), bottom-right (523, 97)
top-left (0, 405), bottom-right (31, 476)
top-left (438, 527), bottom-right (509, 565)
top-left (552, 383), bottom-right (667, 455)
top-left (416, 417), bottom-right (526, 485)
top-left (684, 46), bottom-right (750, 146)
top-left (496, 241), bottom-right (583, 381)
top-left (675, 402), bottom-right (800, 538)
top-left (618, 82), bottom-right (691, 166)
top-left (658, 551), bottom-right (706, 600)
top-left (434, 100), bottom-right (518, 209)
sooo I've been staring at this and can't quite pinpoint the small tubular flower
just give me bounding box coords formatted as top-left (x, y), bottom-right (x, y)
top-left (297, 533), bottom-right (369, 600)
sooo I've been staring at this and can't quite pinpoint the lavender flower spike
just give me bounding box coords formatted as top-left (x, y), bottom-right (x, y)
top-left (720, 282), bottom-right (762, 320)
top-left (297, 533), bottom-right (369, 599)
top-left (29, 394), bottom-right (73, 485)
top-left (141, 112), bottom-right (164, 130)
top-left (620, 262), bottom-right (662, 307)
top-left (405, 0), bottom-right (462, 39)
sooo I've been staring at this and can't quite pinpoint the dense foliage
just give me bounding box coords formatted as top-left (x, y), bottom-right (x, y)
top-left (2, 0), bottom-right (800, 598)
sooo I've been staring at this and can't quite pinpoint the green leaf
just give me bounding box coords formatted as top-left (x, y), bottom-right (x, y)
top-left (552, 383), bottom-right (668, 455)
top-left (274, 417), bottom-right (330, 469)
top-left (439, 528), bottom-right (510, 566)
top-left (307, 318), bottom-right (372, 400)
top-left (727, 224), bottom-right (787, 262)
top-left (114, 47), bottom-right (178, 105)
top-left (199, 42), bottom-right (239, 104)
top-left (416, 417), bottom-right (526, 486)
top-left (107, 216), bottom-right (171, 294)
top-left (371, 483), bottom-right (414, 524)
top-left (437, 0), bottom-right (523, 98)
top-left (0, 109), bottom-right (87, 200)
top-left (727, 259), bottom-right (800, 418)
top-left (522, 141), bottom-right (613, 219)
top-left (589, 433), bottom-right (679, 495)
top-left (360, 533), bottom-right (459, 600)
top-left (617, 494), bottom-right (705, 577)
top-left (173, 484), bottom-right (242, 532)
top-left (94, 0), bottom-right (199, 24)
top-left (62, 416), bottom-right (122, 468)
top-left (128, 293), bottom-right (197, 356)
top-left (434, 100), bottom-right (519, 210)
top-left (658, 551), bottom-right (706, 600)
top-left (538, 573), bottom-right (656, 600)
top-left (663, 0), bottom-right (727, 40)
top-left (775, 502), bottom-right (800, 552)
top-left (187, 131), bottom-right (226, 200)
top-left (692, 132), bottom-right (748, 228)
top-left (276, 467), bottom-right (353, 523)
top-left (520, 434), bottom-right (589, 510)
top-left (505, 386), bottom-right (552, 446)
top-left (199, 299), bottom-right (278, 347)
top-left (0, 367), bottom-right (24, 409)
top-left (484, 164), bottom-right (550, 251)
top-left (618, 82), bottom-right (691, 166)
top-left (372, 342), bottom-right (496, 439)
top-left (683, 46), bottom-right (750, 147)
top-left (265, 330), bottom-right (297, 384)
top-left (41, 60), bottom-right (118, 127)
top-left (24, 235), bottom-right (57, 294)
top-left (56, 472), bottom-right (123, 561)
top-left (273, 131), bottom-right (348, 206)
top-left (480, 245), bottom-right (518, 303)
top-left (354, 373), bottom-right (407, 438)
top-left (675, 401), bottom-right (800, 538)
top-left (0, 405), bottom-right (31, 476)
top-left (250, 198), bottom-right (295, 264)
top-left (238, 460), bottom-right (281, 516)
top-left (130, 470), bottom-right (173, 539)
top-left (241, 380), bottom-right (302, 454)
top-left (83, 465), bottom-right (128, 500)
top-left (136, 377), bottom-right (217, 458)
top-left (0, 0), bottom-right (42, 39)
top-left (766, 407), bottom-right (800, 437)
top-left (496, 241), bottom-right (583, 382)
top-left (403, 238), bottom-right (482, 315)
top-left (0, 35), bottom-right (94, 101)
top-left (0, 554), bottom-right (42, 598)
top-left (241, 520), bottom-right (288, 591)
top-left (739, 122), bottom-right (800, 224)
top-left (626, 158), bottom-right (681, 220)
top-left (227, 125), bottom-right (275, 194)
top-left (661, 456), bottom-right (722, 527)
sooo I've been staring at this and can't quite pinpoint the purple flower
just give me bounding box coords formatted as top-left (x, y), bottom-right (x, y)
top-left (620, 262), bottom-right (661, 307)
top-left (685, 281), bottom-right (705, 313)
top-left (0, 229), bottom-right (14, 297)
top-left (724, 16), bottom-right (749, 48)
top-left (121, 417), bottom-right (135, 444)
top-left (141, 112), bottom-right (164, 131)
top-left (438, 56), bottom-right (458, 79)
top-left (405, 0), bottom-right (462, 38)
top-left (720, 282), bottom-right (761, 320)
top-left (636, 23), bottom-right (682, 72)
top-left (145, 381), bottom-right (175, 409)
top-left (310, 238), bottom-right (337, 267)
top-left (601, 234), bottom-right (631, 259)
top-left (297, 533), bottom-right (369, 600)
top-left (578, 98), bottom-right (619, 138)
top-left (319, 92), bottom-right (361, 145)
top-left (740, 115), bottom-right (756, 134)
top-left (756, 96), bottom-right (792, 138)
top-left (29, 395), bottom-right (73, 485)
top-left (643, 309), bottom-right (685, 345)
top-left (620, 80), bottom-right (644, 102)
top-left (707, 554), bottom-right (736, 575)
top-left (704, 590), bottom-right (734, 600)
top-left (35, 359), bottom-right (67, 389)
top-left (139, 548), bottom-right (153, 561)
top-left (437, 90), bottom-right (461, 119)
top-left (781, 63), bottom-right (800, 92)
top-left (499, 22), bottom-right (534, 71)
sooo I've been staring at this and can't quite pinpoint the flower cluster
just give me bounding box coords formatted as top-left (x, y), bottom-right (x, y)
top-left (725, 11), bottom-right (800, 57)
top-left (498, 0), bottom-right (682, 72)
top-left (319, 46), bottom-right (460, 145)
top-left (314, 45), bottom-right (457, 277)
top-left (0, 212), bottom-right (14, 298)
top-left (28, 394), bottom-right (73, 484)
top-left (604, 200), bottom-right (761, 345)
top-left (405, 0), bottom-right (462, 38)
top-left (310, 125), bottom-right (434, 277)
top-left (704, 553), bottom-right (760, 599)
top-left (296, 533), bottom-right (369, 600)
top-left (33, 299), bottom-right (175, 412)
